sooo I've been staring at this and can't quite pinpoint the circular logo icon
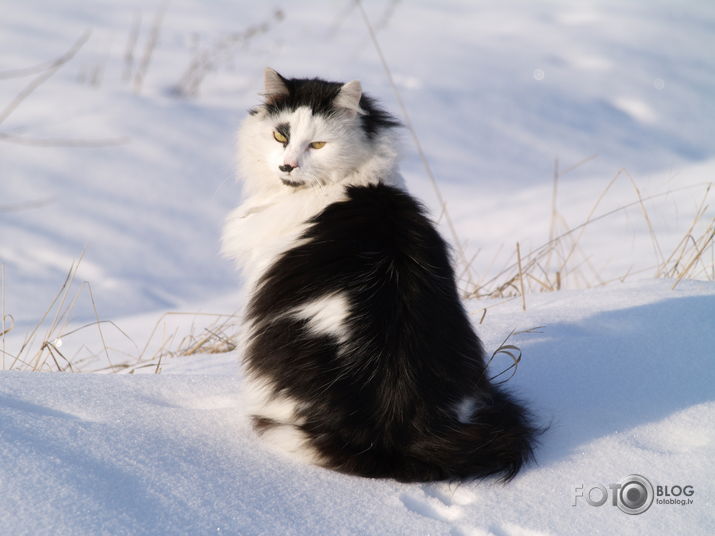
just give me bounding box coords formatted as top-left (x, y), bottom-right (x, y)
top-left (617, 474), bottom-right (654, 515)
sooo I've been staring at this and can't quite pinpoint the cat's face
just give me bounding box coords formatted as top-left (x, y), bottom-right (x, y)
top-left (261, 104), bottom-right (364, 189)
top-left (238, 68), bottom-right (399, 194)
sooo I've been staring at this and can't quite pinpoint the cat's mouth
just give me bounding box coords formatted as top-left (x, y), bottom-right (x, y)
top-left (280, 177), bottom-right (305, 188)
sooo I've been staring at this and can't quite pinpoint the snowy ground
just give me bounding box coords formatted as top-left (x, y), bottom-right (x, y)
top-left (2, 281), bottom-right (714, 535)
top-left (1, 1), bottom-right (714, 535)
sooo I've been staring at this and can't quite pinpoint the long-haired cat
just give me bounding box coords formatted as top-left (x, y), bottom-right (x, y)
top-left (222, 68), bottom-right (537, 482)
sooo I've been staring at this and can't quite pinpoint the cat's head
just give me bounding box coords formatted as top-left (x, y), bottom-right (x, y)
top-left (238, 68), bottom-right (400, 194)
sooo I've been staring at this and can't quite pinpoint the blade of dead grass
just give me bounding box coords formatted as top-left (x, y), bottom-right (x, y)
top-left (516, 242), bottom-right (526, 310)
top-left (11, 255), bottom-right (82, 369)
top-left (133, 1), bottom-right (167, 94)
top-left (356, 0), bottom-right (473, 290)
top-left (84, 281), bottom-right (113, 369)
top-left (473, 181), bottom-right (710, 298)
top-left (0, 31), bottom-right (90, 126)
top-left (672, 222), bottom-right (715, 289)
top-left (484, 327), bottom-right (543, 385)
top-left (623, 170), bottom-right (665, 269)
top-left (31, 254), bottom-right (88, 370)
top-left (136, 311), bottom-right (241, 361)
top-left (7, 253), bottom-right (135, 372)
top-left (660, 183), bottom-right (711, 277)
top-left (1, 264), bottom-right (8, 370)
top-left (557, 168), bottom-right (626, 277)
top-left (545, 154), bottom-right (598, 275)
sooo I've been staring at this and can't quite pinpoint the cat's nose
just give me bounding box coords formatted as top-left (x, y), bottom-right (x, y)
top-left (279, 163), bottom-right (298, 173)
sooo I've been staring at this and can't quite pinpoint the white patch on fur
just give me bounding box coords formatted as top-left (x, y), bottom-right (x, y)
top-left (241, 373), bottom-right (299, 423)
top-left (455, 397), bottom-right (477, 424)
top-left (291, 293), bottom-right (350, 342)
top-left (241, 373), bottom-right (324, 465)
top-left (258, 424), bottom-right (324, 465)
top-left (221, 184), bottom-right (345, 286)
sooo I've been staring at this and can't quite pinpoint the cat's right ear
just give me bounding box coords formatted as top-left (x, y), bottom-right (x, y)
top-left (334, 80), bottom-right (366, 118)
top-left (263, 67), bottom-right (290, 104)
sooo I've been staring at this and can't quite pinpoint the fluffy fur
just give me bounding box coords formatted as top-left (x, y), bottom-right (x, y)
top-left (222, 68), bottom-right (537, 482)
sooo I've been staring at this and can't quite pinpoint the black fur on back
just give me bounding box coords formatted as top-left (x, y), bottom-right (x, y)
top-left (245, 183), bottom-right (538, 482)
top-left (256, 74), bottom-right (401, 140)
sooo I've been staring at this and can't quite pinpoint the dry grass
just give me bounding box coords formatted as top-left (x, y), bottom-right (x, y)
top-left (1, 255), bottom-right (241, 374)
top-left (174, 9), bottom-right (285, 98)
top-left (1, 254), bottom-right (135, 372)
top-left (133, 1), bottom-right (168, 94)
top-left (484, 327), bottom-right (543, 385)
top-left (462, 173), bottom-right (714, 312)
top-left (115, 311), bottom-right (241, 374)
top-left (123, 11), bottom-right (142, 83)
top-left (0, 31), bottom-right (128, 147)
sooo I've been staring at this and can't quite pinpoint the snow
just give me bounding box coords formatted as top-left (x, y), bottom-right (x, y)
top-left (1, 0), bottom-right (714, 534)
top-left (2, 281), bottom-right (714, 535)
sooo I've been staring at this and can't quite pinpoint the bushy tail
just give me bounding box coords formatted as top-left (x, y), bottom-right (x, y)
top-left (403, 389), bottom-right (540, 483)
top-left (324, 388), bottom-right (540, 483)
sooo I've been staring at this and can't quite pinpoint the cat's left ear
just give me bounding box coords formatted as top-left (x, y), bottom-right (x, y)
top-left (334, 80), bottom-right (366, 117)
top-left (263, 67), bottom-right (290, 103)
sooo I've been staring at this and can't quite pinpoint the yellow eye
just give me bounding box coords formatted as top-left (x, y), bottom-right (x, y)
top-left (273, 131), bottom-right (287, 144)
top-left (309, 141), bottom-right (326, 149)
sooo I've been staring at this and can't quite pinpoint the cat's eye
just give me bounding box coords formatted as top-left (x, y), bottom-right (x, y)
top-left (273, 131), bottom-right (288, 144)
top-left (309, 141), bottom-right (326, 150)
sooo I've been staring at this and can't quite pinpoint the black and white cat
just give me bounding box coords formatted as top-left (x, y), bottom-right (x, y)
top-left (222, 68), bottom-right (537, 482)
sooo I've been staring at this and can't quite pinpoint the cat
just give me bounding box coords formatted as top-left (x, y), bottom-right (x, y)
top-left (222, 68), bottom-right (537, 482)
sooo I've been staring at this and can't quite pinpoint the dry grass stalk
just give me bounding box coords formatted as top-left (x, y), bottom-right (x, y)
top-left (660, 183), bottom-right (711, 278)
top-left (469, 179), bottom-right (713, 305)
top-left (0, 198), bottom-right (54, 213)
top-left (478, 308), bottom-right (487, 325)
top-left (133, 1), bottom-right (167, 94)
top-left (4, 251), bottom-right (241, 373)
top-left (556, 168), bottom-right (625, 278)
top-left (85, 281), bottom-right (113, 369)
top-left (516, 242), bottom-right (526, 311)
top-left (10, 255), bottom-right (83, 370)
top-left (484, 327), bottom-right (542, 385)
top-left (0, 31), bottom-right (90, 127)
top-left (0, 30), bottom-right (127, 148)
top-left (671, 221), bottom-right (715, 289)
top-left (624, 170), bottom-right (664, 269)
top-left (547, 157), bottom-right (559, 252)
top-left (110, 311), bottom-right (241, 374)
top-left (356, 0), bottom-right (474, 290)
top-left (123, 11), bottom-right (142, 82)
top-left (0, 132), bottom-right (129, 147)
top-left (545, 154), bottom-right (598, 276)
top-left (176, 10), bottom-right (285, 97)
top-left (1, 264), bottom-right (7, 370)
top-left (5, 255), bottom-right (130, 372)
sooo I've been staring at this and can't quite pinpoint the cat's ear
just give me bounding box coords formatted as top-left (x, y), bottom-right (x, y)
top-left (334, 80), bottom-right (366, 117)
top-left (263, 67), bottom-right (289, 103)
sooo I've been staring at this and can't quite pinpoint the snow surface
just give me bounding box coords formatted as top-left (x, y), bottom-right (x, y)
top-left (1, 0), bottom-right (714, 534)
top-left (1, 281), bottom-right (714, 535)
